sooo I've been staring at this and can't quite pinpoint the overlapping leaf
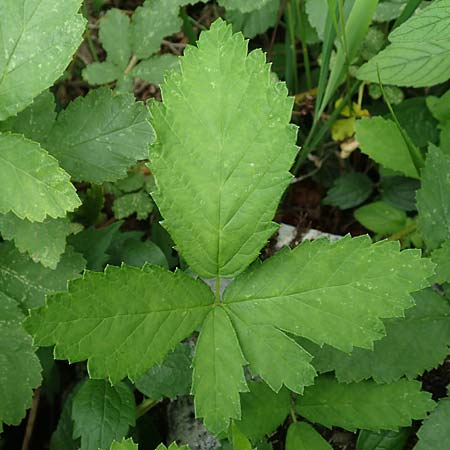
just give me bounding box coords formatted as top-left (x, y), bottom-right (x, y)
top-left (0, 0), bottom-right (85, 120)
top-left (218, 0), bottom-right (272, 13)
top-left (306, 288), bottom-right (450, 383)
top-left (286, 422), bottom-right (333, 450)
top-left (296, 376), bottom-right (435, 432)
top-left (110, 439), bottom-right (138, 450)
top-left (358, 0), bottom-right (450, 87)
top-left (72, 380), bottom-right (135, 450)
top-left (0, 293), bottom-right (42, 428)
top-left (415, 397), bottom-right (450, 450)
top-left (0, 213), bottom-right (73, 269)
top-left (0, 133), bottom-right (80, 221)
top-left (0, 242), bottom-right (86, 309)
top-left (45, 88), bottom-right (154, 183)
top-left (25, 264), bottom-right (214, 383)
top-left (416, 145), bottom-right (450, 250)
top-left (150, 19), bottom-right (298, 278)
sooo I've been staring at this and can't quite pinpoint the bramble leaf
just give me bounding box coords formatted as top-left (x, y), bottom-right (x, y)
top-left (416, 145), bottom-right (450, 250)
top-left (415, 398), bottom-right (450, 450)
top-left (355, 117), bottom-right (419, 179)
top-left (132, 55), bottom-right (180, 86)
top-left (0, 242), bottom-right (86, 309)
top-left (112, 192), bottom-right (154, 220)
top-left (72, 379), bottom-right (135, 450)
top-left (296, 376), bottom-right (435, 432)
top-left (0, 213), bottom-right (72, 269)
top-left (431, 240), bottom-right (450, 284)
top-left (25, 265), bottom-right (214, 383)
top-left (150, 19), bottom-right (298, 278)
top-left (286, 422), bottom-right (333, 450)
top-left (357, 0), bottom-right (450, 87)
top-left (45, 88), bottom-right (154, 183)
top-left (306, 289), bottom-right (450, 383)
top-left (110, 439), bottom-right (139, 450)
top-left (355, 429), bottom-right (410, 450)
top-left (192, 307), bottom-right (248, 434)
top-left (0, 0), bottom-right (85, 120)
top-left (0, 133), bottom-right (80, 221)
top-left (0, 293), bottom-right (42, 428)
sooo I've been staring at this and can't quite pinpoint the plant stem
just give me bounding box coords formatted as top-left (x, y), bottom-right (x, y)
top-left (21, 389), bottom-right (40, 450)
top-left (83, 2), bottom-right (99, 62)
top-left (389, 222), bottom-right (417, 241)
top-left (136, 397), bottom-right (158, 419)
top-left (295, 0), bottom-right (312, 90)
top-left (285, 0), bottom-right (298, 93)
top-left (124, 54), bottom-right (138, 77)
top-left (180, 7), bottom-right (197, 45)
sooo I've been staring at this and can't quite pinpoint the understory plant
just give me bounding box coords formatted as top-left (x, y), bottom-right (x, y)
top-left (1, 1), bottom-right (450, 450)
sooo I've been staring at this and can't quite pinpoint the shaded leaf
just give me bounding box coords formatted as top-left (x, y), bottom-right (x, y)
top-left (356, 428), bottom-right (410, 450)
top-left (354, 201), bottom-right (407, 235)
top-left (379, 176), bottom-right (419, 211)
top-left (132, 54), bottom-right (180, 86)
top-left (286, 422), bottom-right (333, 450)
top-left (415, 397), bottom-right (450, 450)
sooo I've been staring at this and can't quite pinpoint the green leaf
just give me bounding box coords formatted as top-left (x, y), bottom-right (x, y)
top-left (227, 1), bottom-right (280, 39)
top-left (218, 0), bottom-right (271, 13)
top-left (68, 222), bottom-right (123, 272)
top-left (323, 172), bottom-right (373, 210)
top-left (415, 397), bottom-right (450, 450)
top-left (354, 201), bottom-right (407, 235)
top-left (306, 288), bottom-right (450, 383)
top-left (132, 55), bottom-right (180, 86)
top-left (135, 343), bottom-right (192, 400)
top-left (286, 422), bottom-right (333, 450)
top-left (72, 379), bottom-right (135, 450)
top-left (0, 242), bottom-right (86, 309)
top-left (112, 192), bottom-right (154, 220)
top-left (99, 9), bottom-right (131, 69)
top-left (108, 234), bottom-right (168, 269)
top-left (0, 213), bottom-right (72, 269)
top-left (236, 381), bottom-right (290, 443)
top-left (356, 428), bottom-right (410, 450)
top-left (0, 293), bottom-right (42, 427)
top-left (231, 422), bottom-right (253, 450)
top-left (417, 145), bottom-right (450, 250)
top-left (374, 0), bottom-right (407, 22)
top-left (0, 0), bottom-right (86, 120)
top-left (355, 117), bottom-right (419, 179)
top-left (25, 264), bottom-right (214, 383)
top-left (357, 1), bottom-right (450, 87)
top-left (156, 443), bottom-right (189, 450)
top-left (45, 88), bottom-right (154, 183)
top-left (130, 0), bottom-right (183, 60)
top-left (296, 376), bottom-right (435, 432)
top-left (379, 176), bottom-right (419, 211)
top-left (192, 307), bottom-right (248, 435)
top-left (431, 239), bottom-right (450, 284)
top-left (83, 62), bottom-right (123, 85)
top-left (224, 235), bottom-right (433, 352)
top-left (110, 439), bottom-right (139, 450)
top-left (0, 133), bottom-right (81, 221)
top-left (0, 90), bottom-right (56, 143)
top-left (150, 19), bottom-right (298, 278)
top-left (427, 89), bottom-right (450, 123)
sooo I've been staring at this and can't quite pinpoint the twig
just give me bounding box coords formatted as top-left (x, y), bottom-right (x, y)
top-left (21, 389), bottom-right (41, 450)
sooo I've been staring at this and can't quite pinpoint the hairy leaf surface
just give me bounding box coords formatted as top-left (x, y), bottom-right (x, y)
top-left (45, 88), bottom-right (154, 183)
top-left (0, 0), bottom-right (85, 119)
top-left (0, 133), bottom-right (80, 221)
top-left (25, 265), bottom-right (214, 383)
top-left (150, 19), bottom-right (298, 277)
top-left (297, 376), bottom-right (435, 432)
top-left (0, 213), bottom-right (72, 269)
top-left (415, 398), bottom-right (450, 450)
top-left (0, 242), bottom-right (86, 309)
top-left (417, 145), bottom-right (450, 250)
top-left (307, 289), bottom-right (450, 383)
top-left (72, 379), bottom-right (135, 450)
top-left (0, 293), bottom-right (42, 428)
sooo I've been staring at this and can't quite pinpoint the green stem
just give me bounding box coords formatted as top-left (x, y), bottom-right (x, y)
top-left (296, 0), bottom-right (312, 90)
top-left (285, 0), bottom-right (298, 93)
top-left (180, 7), bottom-right (197, 45)
top-left (124, 54), bottom-right (138, 77)
top-left (136, 398), bottom-right (158, 419)
top-left (389, 222), bottom-right (417, 241)
top-left (83, 2), bottom-right (99, 62)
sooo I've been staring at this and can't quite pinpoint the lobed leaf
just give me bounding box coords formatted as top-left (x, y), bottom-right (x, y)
top-left (0, 0), bottom-right (85, 120)
top-left (0, 133), bottom-right (80, 221)
top-left (110, 439), bottom-right (139, 450)
top-left (0, 293), bottom-right (42, 428)
top-left (45, 88), bottom-right (154, 183)
top-left (296, 375), bottom-right (435, 432)
top-left (25, 264), bottom-right (214, 383)
top-left (150, 19), bottom-right (298, 278)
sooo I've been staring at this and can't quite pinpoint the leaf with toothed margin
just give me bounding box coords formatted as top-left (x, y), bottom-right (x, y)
top-left (150, 18), bottom-right (298, 278)
top-left (25, 264), bottom-right (214, 383)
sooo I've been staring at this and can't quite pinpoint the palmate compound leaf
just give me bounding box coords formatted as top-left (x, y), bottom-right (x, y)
top-left (296, 375), bottom-right (435, 432)
top-left (25, 264), bottom-right (214, 383)
top-left (304, 288), bottom-right (450, 383)
top-left (45, 88), bottom-right (155, 184)
top-left (150, 19), bottom-right (298, 278)
top-left (0, 292), bottom-right (42, 428)
top-left (0, 0), bottom-right (86, 120)
top-left (0, 133), bottom-right (80, 221)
